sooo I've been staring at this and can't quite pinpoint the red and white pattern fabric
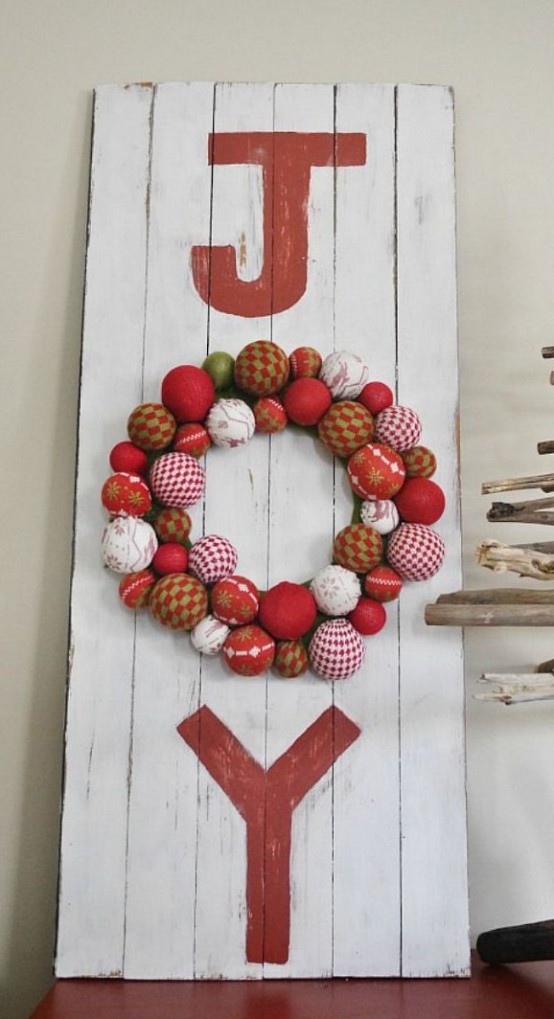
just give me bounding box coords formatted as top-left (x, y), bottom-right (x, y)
top-left (386, 522), bottom-right (445, 581)
top-left (191, 614), bottom-right (230, 655)
top-left (310, 564), bottom-right (361, 616)
top-left (374, 405), bottom-right (422, 453)
top-left (206, 398), bottom-right (255, 448)
top-left (188, 534), bottom-right (239, 585)
top-left (149, 451), bottom-right (205, 509)
top-left (319, 350), bottom-right (369, 399)
top-left (309, 619), bottom-right (365, 680)
top-left (101, 517), bottom-right (158, 573)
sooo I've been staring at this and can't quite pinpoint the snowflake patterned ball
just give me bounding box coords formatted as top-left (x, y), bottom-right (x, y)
top-left (310, 564), bottom-right (361, 616)
top-left (319, 350), bottom-right (369, 400)
top-left (347, 443), bottom-right (406, 500)
top-left (206, 398), bottom-right (256, 448)
top-left (101, 517), bottom-right (158, 574)
top-left (223, 624), bottom-right (276, 677)
top-left (188, 535), bottom-right (239, 586)
top-left (360, 498), bottom-right (400, 535)
top-left (309, 619), bottom-right (365, 681)
top-left (149, 452), bottom-right (205, 509)
top-left (191, 614), bottom-right (230, 656)
top-left (211, 575), bottom-right (260, 626)
top-left (101, 472), bottom-right (152, 517)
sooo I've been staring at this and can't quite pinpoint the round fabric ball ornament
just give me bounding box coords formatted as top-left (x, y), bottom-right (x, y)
top-left (188, 534), bottom-right (238, 586)
top-left (360, 498), bottom-right (400, 535)
top-left (223, 624), bottom-right (275, 677)
top-left (387, 523), bottom-right (445, 581)
top-left (152, 507), bottom-right (192, 544)
top-left (289, 346), bottom-right (322, 379)
top-left (101, 472), bottom-right (152, 517)
top-left (282, 377), bottom-right (332, 426)
top-left (149, 452), bottom-right (205, 509)
top-left (258, 582), bottom-right (317, 640)
top-left (211, 575), bottom-right (260, 626)
top-left (234, 340), bottom-right (290, 396)
top-left (347, 443), bottom-right (406, 500)
top-left (319, 350), bottom-right (369, 399)
top-left (118, 568), bottom-right (157, 609)
top-left (109, 441), bottom-right (148, 476)
top-left (402, 445), bottom-right (437, 479)
top-left (149, 573), bottom-right (208, 631)
top-left (152, 542), bottom-right (189, 576)
top-left (333, 523), bottom-right (383, 574)
top-left (309, 619), bottom-right (365, 681)
top-left (101, 517), bottom-right (158, 574)
top-left (161, 365), bottom-right (215, 423)
top-left (317, 401), bottom-right (374, 458)
top-left (363, 565), bottom-right (403, 602)
top-left (253, 397), bottom-right (288, 434)
top-left (310, 564), bottom-right (361, 616)
top-left (191, 614), bottom-right (230, 656)
top-left (206, 399), bottom-right (255, 448)
top-left (273, 641), bottom-right (309, 678)
top-left (202, 351), bottom-right (235, 391)
top-left (374, 405), bottom-right (422, 453)
top-left (358, 381), bottom-right (394, 416)
top-left (127, 402), bottom-right (176, 451)
top-left (394, 478), bottom-right (445, 526)
top-left (348, 597), bottom-right (387, 636)
top-left (173, 423), bottom-right (211, 459)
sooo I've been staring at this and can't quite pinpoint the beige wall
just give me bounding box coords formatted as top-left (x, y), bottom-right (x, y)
top-left (3, 1), bottom-right (554, 1015)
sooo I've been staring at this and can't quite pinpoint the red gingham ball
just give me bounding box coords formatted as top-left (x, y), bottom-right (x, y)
top-left (309, 619), bottom-right (365, 681)
top-left (188, 535), bottom-right (238, 586)
top-left (149, 452), bottom-right (205, 509)
top-left (161, 365), bottom-right (215, 423)
top-left (374, 405), bottom-right (422, 453)
top-left (386, 523), bottom-right (445, 581)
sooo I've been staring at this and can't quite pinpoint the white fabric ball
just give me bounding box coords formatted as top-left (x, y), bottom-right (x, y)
top-left (310, 565), bottom-right (361, 616)
top-left (101, 517), bottom-right (158, 573)
top-left (206, 399), bottom-right (255, 448)
top-left (319, 350), bottom-right (369, 399)
top-left (309, 619), bottom-right (365, 680)
top-left (191, 614), bottom-right (230, 655)
top-left (360, 499), bottom-right (400, 535)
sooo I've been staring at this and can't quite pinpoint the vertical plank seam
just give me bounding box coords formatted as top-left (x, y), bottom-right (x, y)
top-left (394, 83), bottom-right (404, 978)
top-left (331, 81), bottom-right (338, 977)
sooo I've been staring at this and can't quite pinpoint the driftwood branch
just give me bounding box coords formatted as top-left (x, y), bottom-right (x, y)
top-left (538, 440), bottom-right (554, 454)
top-left (477, 919), bottom-right (554, 963)
top-left (487, 496), bottom-right (554, 525)
top-left (476, 539), bottom-right (554, 581)
top-left (426, 603), bottom-right (554, 626)
top-left (437, 588), bottom-right (554, 604)
top-left (482, 473), bottom-right (554, 495)
top-left (541, 346), bottom-right (554, 359)
top-left (475, 672), bottom-right (554, 704)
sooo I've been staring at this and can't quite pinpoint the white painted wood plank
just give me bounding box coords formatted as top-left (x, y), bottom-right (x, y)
top-left (396, 84), bottom-right (470, 977)
top-left (56, 84), bottom-right (153, 977)
top-left (123, 82), bottom-right (215, 979)
top-left (332, 83), bottom-right (401, 977)
top-left (263, 82), bottom-right (337, 979)
top-left (193, 81), bottom-right (274, 980)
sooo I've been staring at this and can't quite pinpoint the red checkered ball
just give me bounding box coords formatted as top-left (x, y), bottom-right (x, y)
top-left (386, 523), bottom-right (445, 581)
top-left (211, 575), bottom-right (260, 626)
top-left (173, 423), bottom-right (211, 458)
top-left (109, 441), bottom-right (148, 476)
top-left (149, 452), bottom-right (205, 509)
top-left (152, 542), bottom-right (189, 576)
top-left (223, 624), bottom-right (275, 677)
top-left (191, 614), bottom-right (230, 656)
top-left (317, 400), bottom-right (374, 458)
top-left (253, 397), bottom-right (288, 434)
top-left (258, 582), bottom-right (317, 640)
top-left (149, 573), bottom-right (208, 631)
top-left (188, 535), bottom-right (238, 586)
top-left (273, 641), bottom-right (310, 678)
top-left (283, 377), bottom-right (332, 426)
top-left (152, 507), bottom-right (191, 544)
top-left (101, 517), bottom-right (158, 574)
top-left (402, 445), bottom-right (437, 479)
top-left (348, 597), bottom-right (387, 636)
top-left (234, 340), bottom-right (290, 396)
top-left (289, 346), bottom-right (322, 379)
top-left (363, 565), bottom-right (402, 603)
top-left (347, 443), bottom-right (406, 500)
top-left (394, 478), bottom-right (445, 526)
top-left (101, 472), bottom-right (152, 517)
top-left (119, 568), bottom-right (157, 609)
top-left (206, 398), bottom-right (255, 448)
top-left (374, 405), bottom-right (422, 453)
top-left (127, 402), bottom-right (176, 451)
top-left (309, 619), bottom-right (365, 681)
top-left (161, 365), bottom-right (215, 423)
top-left (358, 381), bottom-right (394, 416)
top-left (319, 350), bottom-right (369, 399)
top-left (310, 564), bottom-right (361, 616)
top-left (333, 523), bottom-right (383, 574)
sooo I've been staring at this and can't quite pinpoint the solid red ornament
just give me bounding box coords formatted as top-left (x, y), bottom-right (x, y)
top-left (127, 402), bottom-right (176, 451)
top-left (211, 575), bottom-right (260, 626)
top-left (253, 396), bottom-right (288, 434)
top-left (109, 441), bottom-right (148, 476)
top-left (358, 381), bottom-right (394, 416)
top-left (363, 565), bottom-right (402, 602)
top-left (118, 568), bottom-right (157, 609)
top-left (223, 624), bottom-right (275, 677)
top-left (394, 477), bottom-right (445, 525)
top-left (152, 507), bottom-right (192, 544)
top-left (348, 597), bottom-right (387, 635)
top-left (347, 443), bottom-right (406, 500)
top-left (289, 346), bottom-right (322, 379)
top-left (152, 543), bottom-right (189, 576)
top-left (282, 377), bottom-right (332, 426)
top-left (258, 582), bottom-right (317, 640)
top-left (273, 641), bottom-right (310, 678)
top-left (173, 423), bottom-right (211, 458)
top-left (101, 472), bottom-right (152, 517)
top-left (161, 365), bottom-right (215, 423)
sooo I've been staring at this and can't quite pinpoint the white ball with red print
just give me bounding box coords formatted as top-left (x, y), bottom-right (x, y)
top-left (319, 350), bottom-right (369, 400)
top-left (206, 398), bottom-right (255, 448)
top-left (360, 498), bottom-right (400, 535)
top-left (191, 614), bottom-right (230, 656)
top-left (310, 564), bottom-right (361, 616)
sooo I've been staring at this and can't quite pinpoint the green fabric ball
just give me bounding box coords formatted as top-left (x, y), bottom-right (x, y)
top-left (202, 351), bottom-right (235, 391)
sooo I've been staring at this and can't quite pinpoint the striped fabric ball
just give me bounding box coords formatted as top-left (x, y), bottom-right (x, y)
top-left (118, 568), bottom-right (157, 609)
top-left (206, 399), bottom-right (255, 448)
top-left (149, 452), bottom-right (205, 509)
top-left (386, 523), bottom-right (445, 581)
top-left (319, 350), bottom-right (369, 399)
top-left (152, 507), bottom-right (192, 544)
top-left (273, 641), bottom-right (310, 678)
top-left (309, 619), bottom-right (365, 681)
top-left (172, 423), bottom-right (211, 458)
top-left (333, 524), bottom-right (383, 573)
top-left (374, 405), bottom-right (422, 453)
top-left (149, 573), bottom-right (208, 631)
top-left (289, 346), bottom-right (322, 379)
top-left (318, 401), bottom-right (374, 458)
top-left (403, 445), bottom-right (437, 478)
top-left (363, 565), bottom-right (403, 602)
top-left (127, 402), bottom-right (176, 451)
top-left (234, 340), bottom-right (290, 396)
top-left (188, 535), bottom-right (238, 586)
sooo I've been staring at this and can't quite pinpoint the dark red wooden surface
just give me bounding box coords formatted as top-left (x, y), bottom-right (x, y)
top-left (29, 956), bottom-right (554, 1019)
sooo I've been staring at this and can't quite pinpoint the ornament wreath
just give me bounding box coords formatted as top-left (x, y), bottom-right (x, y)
top-left (100, 341), bottom-right (446, 681)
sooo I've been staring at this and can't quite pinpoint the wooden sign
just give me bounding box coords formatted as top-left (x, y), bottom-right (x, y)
top-left (56, 82), bottom-right (469, 979)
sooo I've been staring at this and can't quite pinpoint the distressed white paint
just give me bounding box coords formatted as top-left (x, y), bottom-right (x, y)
top-left (56, 82), bottom-right (468, 979)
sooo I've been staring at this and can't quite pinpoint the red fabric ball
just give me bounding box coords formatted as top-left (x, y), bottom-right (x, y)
top-left (161, 365), bottom-right (215, 423)
top-left (253, 397), bottom-right (288, 434)
top-left (173, 423), bottom-right (211, 458)
top-left (363, 565), bottom-right (402, 602)
top-left (110, 441), bottom-right (148, 476)
top-left (394, 478), bottom-right (445, 525)
top-left (101, 472), bottom-right (152, 517)
top-left (348, 597), bottom-right (387, 635)
top-left (152, 543), bottom-right (189, 575)
top-left (258, 582), bottom-right (317, 639)
top-left (223, 624), bottom-right (275, 676)
top-left (347, 443), bottom-right (406, 500)
top-left (119, 568), bottom-right (156, 609)
top-left (211, 575), bottom-right (260, 626)
top-left (289, 346), bottom-right (322, 379)
top-left (282, 378), bottom-right (332, 426)
top-left (359, 381), bottom-right (394, 415)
